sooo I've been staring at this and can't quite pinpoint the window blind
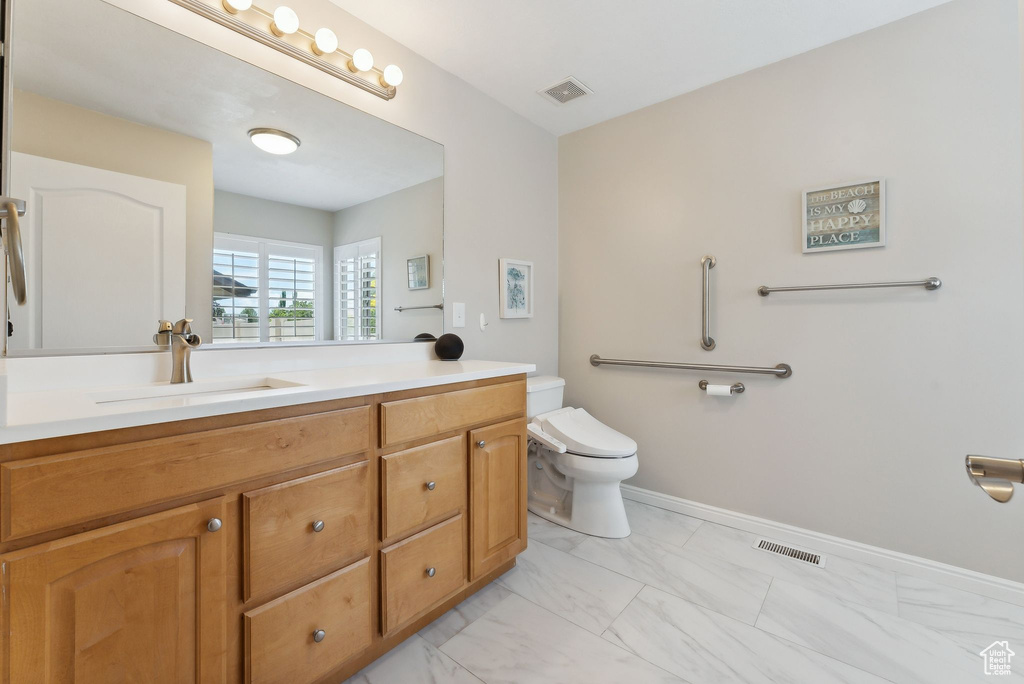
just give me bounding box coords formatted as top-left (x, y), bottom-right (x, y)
top-left (212, 234), bottom-right (322, 344)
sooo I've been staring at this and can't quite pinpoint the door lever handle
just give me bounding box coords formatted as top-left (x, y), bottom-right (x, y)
top-left (965, 455), bottom-right (1024, 503)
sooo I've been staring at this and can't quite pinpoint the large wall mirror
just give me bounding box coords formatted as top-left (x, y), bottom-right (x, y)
top-left (6, 0), bottom-right (444, 356)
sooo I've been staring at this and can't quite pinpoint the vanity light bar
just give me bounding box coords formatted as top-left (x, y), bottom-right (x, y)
top-left (166, 0), bottom-right (402, 101)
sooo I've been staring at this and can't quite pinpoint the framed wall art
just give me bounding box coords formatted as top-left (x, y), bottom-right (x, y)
top-left (803, 178), bottom-right (885, 253)
top-left (499, 258), bottom-right (533, 319)
top-left (407, 254), bottom-right (429, 290)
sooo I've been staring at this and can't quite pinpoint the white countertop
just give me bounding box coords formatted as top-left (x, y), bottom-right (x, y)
top-left (0, 359), bottom-right (535, 445)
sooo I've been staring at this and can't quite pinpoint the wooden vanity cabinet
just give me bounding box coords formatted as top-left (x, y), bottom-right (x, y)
top-left (0, 374), bottom-right (527, 684)
top-left (469, 418), bottom-right (527, 579)
top-left (3, 497), bottom-right (229, 684)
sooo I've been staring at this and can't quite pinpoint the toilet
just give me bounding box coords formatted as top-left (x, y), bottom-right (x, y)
top-left (526, 376), bottom-right (638, 538)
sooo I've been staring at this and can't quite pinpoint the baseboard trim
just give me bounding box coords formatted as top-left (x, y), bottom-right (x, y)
top-left (620, 484), bottom-right (1024, 606)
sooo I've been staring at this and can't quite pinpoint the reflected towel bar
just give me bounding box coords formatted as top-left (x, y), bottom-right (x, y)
top-left (757, 277), bottom-right (941, 297)
top-left (394, 303), bottom-right (444, 312)
top-left (590, 354), bottom-right (792, 378)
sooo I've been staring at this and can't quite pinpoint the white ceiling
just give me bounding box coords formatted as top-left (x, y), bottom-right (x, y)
top-left (13, 0), bottom-right (442, 212)
top-left (331, 0), bottom-right (952, 136)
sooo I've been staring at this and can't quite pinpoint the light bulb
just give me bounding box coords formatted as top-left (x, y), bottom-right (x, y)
top-left (270, 6), bottom-right (299, 36)
top-left (312, 28), bottom-right (338, 55)
top-left (222, 0), bottom-right (252, 13)
top-left (381, 64), bottom-right (403, 88)
top-left (348, 48), bottom-right (373, 72)
top-left (249, 128), bottom-right (300, 155)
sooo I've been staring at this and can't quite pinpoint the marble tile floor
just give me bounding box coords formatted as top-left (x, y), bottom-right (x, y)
top-left (345, 501), bottom-right (1023, 684)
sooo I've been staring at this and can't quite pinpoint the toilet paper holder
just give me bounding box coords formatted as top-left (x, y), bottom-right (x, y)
top-left (699, 380), bottom-right (744, 395)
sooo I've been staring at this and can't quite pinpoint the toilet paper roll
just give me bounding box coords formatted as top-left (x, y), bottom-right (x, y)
top-left (705, 384), bottom-right (734, 397)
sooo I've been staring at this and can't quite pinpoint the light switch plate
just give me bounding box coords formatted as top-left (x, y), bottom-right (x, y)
top-left (452, 302), bottom-right (466, 328)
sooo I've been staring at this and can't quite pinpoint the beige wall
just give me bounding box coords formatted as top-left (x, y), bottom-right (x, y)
top-left (333, 178), bottom-right (444, 340)
top-left (11, 90), bottom-right (214, 339)
top-left (560, 0), bottom-right (1024, 580)
top-left (106, 0), bottom-right (558, 374)
top-left (214, 189), bottom-right (335, 336)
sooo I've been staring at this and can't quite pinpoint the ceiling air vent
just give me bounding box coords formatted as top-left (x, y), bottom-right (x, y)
top-left (753, 538), bottom-right (827, 567)
top-left (539, 76), bottom-right (592, 105)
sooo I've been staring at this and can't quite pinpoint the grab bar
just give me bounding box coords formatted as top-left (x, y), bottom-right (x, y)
top-left (758, 277), bottom-right (941, 297)
top-left (590, 354), bottom-right (791, 378)
top-left (394, 303), bottom-right (444, 312)
top-left (966, 455), bottom-right (1024, 503)
top-left (701, 255), bottom-right (715, 350)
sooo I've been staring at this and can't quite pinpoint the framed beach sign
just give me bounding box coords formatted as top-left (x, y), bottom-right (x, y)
top-left (407, 254), bottom-right (429, 290)
top-left (802, 178), bottom-right (885, 253)
top-left (499, 258), bottom-right (533, 319)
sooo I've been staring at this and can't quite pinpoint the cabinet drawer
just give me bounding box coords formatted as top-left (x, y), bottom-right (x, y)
top-left (1, 406), bottom-right (370, 541)
top-left (380, 380), bottom-right (525, 447)
top-left (382, 435), bottom-right (466, 540)
top-left (244, 558), bottom-right (372, 684)
top-left (243, 462), bottom-right (370, 600)
top-left (381, 514), bottom-right (465, 633)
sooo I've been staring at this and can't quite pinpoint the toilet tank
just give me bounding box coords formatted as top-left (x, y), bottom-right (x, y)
top-left (526, 376), bottom-right (565, 418)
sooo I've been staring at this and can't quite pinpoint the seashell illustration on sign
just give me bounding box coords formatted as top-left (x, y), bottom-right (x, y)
top-left (847, 199), bottom-right (867, 214)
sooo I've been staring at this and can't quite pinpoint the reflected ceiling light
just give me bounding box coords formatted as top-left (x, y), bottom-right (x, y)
top-left (347, 48), bottom-right (373, 73)
top-left (270, 6), bottom-right (299, 36)
top-left (221, 0), bottom-right (252, 13)
top-left (312, 28), bottom-right (338, 55)
top-left (381, 64), bottom-right (403, 88)
top-left (248, 128), bottom-right (300, 155)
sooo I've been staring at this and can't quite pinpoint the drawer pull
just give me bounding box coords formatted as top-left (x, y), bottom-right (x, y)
top-left (426, 481), bottom-right (436, 491)
top-left (426, 566), bottom-right (436, 578)
top-left (312, 629), bottom-right (326, 643)
top-left (312, 519), bottom-right (325, 533)
top-left (207, 517), bottom-right (223, 533)
top-left (476, 440), bottom-right (486, 448)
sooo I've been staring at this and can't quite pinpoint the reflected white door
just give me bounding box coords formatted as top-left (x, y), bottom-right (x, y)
top-left (8, 152), bottom-right (186, 351)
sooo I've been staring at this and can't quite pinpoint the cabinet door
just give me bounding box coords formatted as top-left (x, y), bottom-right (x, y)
top-left (2, 498), bottom-right (228, 684)
top-left (469, 418), bottom-right (527, 579)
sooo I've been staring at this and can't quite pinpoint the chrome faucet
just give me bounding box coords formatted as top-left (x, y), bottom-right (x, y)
top-left (154, 318), bottom-right (202, 383)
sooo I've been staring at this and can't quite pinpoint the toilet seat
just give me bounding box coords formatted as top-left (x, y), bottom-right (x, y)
top-left (534, 407), bottom-right (637, 458)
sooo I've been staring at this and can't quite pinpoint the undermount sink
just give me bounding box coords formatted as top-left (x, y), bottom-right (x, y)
top-left (89, 377), bottom-right (306, 406)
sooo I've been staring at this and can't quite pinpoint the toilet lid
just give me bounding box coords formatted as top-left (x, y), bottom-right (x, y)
top-left (538, 408), bottom-right (637, 458)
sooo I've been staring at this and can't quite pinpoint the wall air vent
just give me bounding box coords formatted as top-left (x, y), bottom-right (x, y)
top-left (753, 538), bottom-right (827, 567)
top-left (539, 76), bottom-right (592, 105)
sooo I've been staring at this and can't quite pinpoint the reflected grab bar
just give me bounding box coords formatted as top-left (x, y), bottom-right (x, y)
top-left (590, 354), bottom-right (792, 378)
top-left (394, 303), bottom-right (444, 312)
top-left (701, 255), bottom-right (715, 350)
top-left (0, 199), bottom-right (26, 305)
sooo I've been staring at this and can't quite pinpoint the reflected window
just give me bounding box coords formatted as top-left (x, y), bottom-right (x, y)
top-left (334, 237), bottom-right (381, 341)
top-left (212, 234), bottom-right (321, 344)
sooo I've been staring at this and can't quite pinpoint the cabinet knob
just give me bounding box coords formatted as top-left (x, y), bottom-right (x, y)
top-left (426, 567), bottom-right (436, 578)
top-left (312, 629), bottom-right (326, 643)
top-left (206, 518), bottom-right (222, 533)
top-left (426, 481), bottom-right (436, 491)
top-left (476, 440), bottom-right (486, 448)
top-left (312, 520), bottom-right (325, 533)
